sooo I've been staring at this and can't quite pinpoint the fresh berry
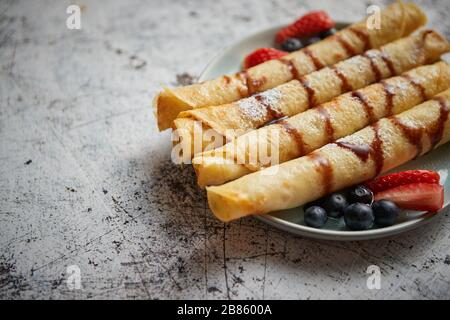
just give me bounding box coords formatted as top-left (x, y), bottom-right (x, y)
top-left (347, 185), bottom-right (373, 205)
top-left (322, 192), bottom-right (348, 218)
top-left (281, 38), bottom-right (303, 52)
top-left (304, 199), bottom-right (323, 212)
top-left (372, 200), bottom-right (400, 227)
top-left (243, 48), bottom-right (288, 69)
top-left (303, 36), bottom-right (322, 46)
top-left (304, 206), bottom-right (328, 228)
top-left (344, 203), bottom-right (374, 231)
top-left (319, 27), bottom-right (337, 38)
top-left (276, 10), bottom-right (335, 44)
top-left (374, 183), bottom-right (444, 212)
top-left (365, 170), bottom-right (440, 193)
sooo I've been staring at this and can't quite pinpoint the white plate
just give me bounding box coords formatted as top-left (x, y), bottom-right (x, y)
top-left (198, 24), bottom-right (450, 240)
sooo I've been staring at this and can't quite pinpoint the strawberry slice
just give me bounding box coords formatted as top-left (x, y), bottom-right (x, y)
top-left (243, 48), bottom-right (288, 69)
top-left (276, 11), bottom-right (335, 44)
top-left (365, 170), bottom-right (440, 193)
top-left (374, 183), bottom-right (444, 212)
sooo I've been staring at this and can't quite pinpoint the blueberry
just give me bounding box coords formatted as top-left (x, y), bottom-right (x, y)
top-left (347, 185), bottom-right (373, 205)
top-left (303, 36), bottom-right (322, 46)
top-left (281, 38), bottom-right (303, 52)
top-left (344, 203), bottom-right (374, 231)
top-left (372, 200), bottom-right (400, 227)
top-left (304, 199), bottom-right (323, 212)
top-left (319, 28), bottom-right (337, 39)
top-left (304, 206), bottom-right (328, 228)
top-left (322, 193), bottom-right (348, 218)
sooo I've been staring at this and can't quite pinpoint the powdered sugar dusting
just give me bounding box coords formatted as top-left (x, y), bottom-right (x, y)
top-left (390, 78), bottom-right (410, 91)
top-left (346, 55), bottom-right (369, 73)
top-left (238, 88), bottom-right (282, 121)
top-left (258, 88), bottom-right (282, 107)
top-left (365, 50), bottom-right (380, 59)
top-left (238, 97), bottom-right (268, 122)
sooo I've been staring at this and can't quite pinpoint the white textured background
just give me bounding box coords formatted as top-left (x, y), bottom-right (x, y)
top-left (1, 0), bottom-right (450, 299)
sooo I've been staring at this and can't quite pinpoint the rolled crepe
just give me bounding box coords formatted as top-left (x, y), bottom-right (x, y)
top-left (207, 89), bottom-right (450, 222)
top-left (156, 1), bottom-right (427, 130)
top-left (194, 61), bottom-right (450, 187)
top-left (174, 30), bottom-right (449, 158)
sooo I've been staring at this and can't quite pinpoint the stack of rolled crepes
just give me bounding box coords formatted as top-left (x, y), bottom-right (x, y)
top-left (207, 89), bottom-right (450, 222)
top-left (156, 1), bottom-right (427, 130)
top-left (194, 61), bottom-right (450, 187)
top-left (174, 30), bottom-right (449, 157)
top-left (154, 1), bottom-right (450, 222)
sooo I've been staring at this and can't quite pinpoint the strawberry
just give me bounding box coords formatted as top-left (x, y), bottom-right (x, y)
top-left (374, 183), bottom-right (444, 212)
top-left (276, 11), bottom-right (335, 44)
top-left (243, 48), bottom-right (288, 69)
top-left (365, 170), bottom-right (440, 193)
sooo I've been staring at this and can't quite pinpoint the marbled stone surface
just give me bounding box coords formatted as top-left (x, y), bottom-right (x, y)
top-left (1, 0), bottom-right (450, 299)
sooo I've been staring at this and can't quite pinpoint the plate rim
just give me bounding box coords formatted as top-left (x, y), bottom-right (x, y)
top-left (198, 23), bottom-right (445, 241)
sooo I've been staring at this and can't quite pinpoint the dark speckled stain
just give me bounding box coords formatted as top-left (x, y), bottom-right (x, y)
top-left (444, 255), bottom-right (450, 265)
top-left (104, 41), bottom-right (146, 69)
top-left (51, 277), bottom-right (63, 290)
top-left (0, 259), bottom-right (28, 297)
top-left (88, 258), bottom-right (99, 267)
top-left (174, 73), bottom-right (198, 86)
top-left (129, 55), bottom-right (146, 70)
top-left (24, 159), bottom-right (32, 165)
top-left (147, 158), bottom-right (205, 208)
top-left (207, 286), bottom-right (221, 293)
top-left (176, 257), bottom-right (187, 274)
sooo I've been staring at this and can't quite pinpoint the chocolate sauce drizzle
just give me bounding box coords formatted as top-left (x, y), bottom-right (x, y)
top-left (429, 96), bottom-right (449, 150)
top-left (380, 50), bottom-right (396, 76)
top-left (308, 153), bottom-right (333, 195)
top-left (371, 123), bottom-right (384, 176)
top-left (299, 76), bottom-right (316, 108)
top-left (381, 80), bottom-right (395, 116)
top-left (390, 96), bottom-right (449, 158)
top-left (223, 75), bottom-right (232, 84)
top-left (254, 94), bottom-right (285, 122)
top-left (362, 52), bottom-right (382, 82)
top-left (278, 119), bottom-right (305, 156)
top-left (333, 34), bottom-right (357, 57)
top-left (236, 71), bottom-right (249, 97)
top-left (330, 66), bottom-right (352, 92)
top-left (348, 27), bottom-right (371, 51)
top-left (335, 141), bottom-right (371, 162)
top-left (237, 70), bottom-right (266, 96)
top-left (333, 123), bottom-right (383, 176)
top-left (279, 58), bottom-right (300, 80)
top-left (390, 117), bottom-right (424, 158)
top-left (302, 48), bottom-right (324, 71)
top-left (402, 74), bottom-right (427, 101)
top-left (352, 91), bottom-right (376, 124)
top-left (316, 105), bottom-right (334, 143)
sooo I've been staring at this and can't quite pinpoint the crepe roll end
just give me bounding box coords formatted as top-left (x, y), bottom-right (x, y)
top-left (419, 30), bottom-right (450, 63)
top-left (207, 185), bottom-right (256, 222)
top-left (156, 88), bottom-right (194, 131)
top-left (401, 2), bottom-right (427, 33)
top-left (193, 155), bottom-right (251, 188)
